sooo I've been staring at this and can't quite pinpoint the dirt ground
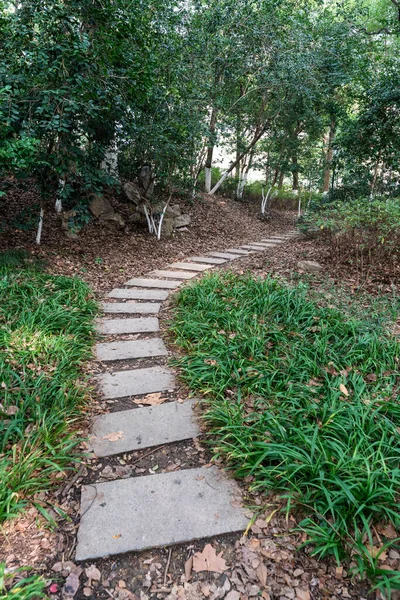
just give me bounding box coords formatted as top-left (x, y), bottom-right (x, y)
top-left (1, 186), bottom-right (398, 600)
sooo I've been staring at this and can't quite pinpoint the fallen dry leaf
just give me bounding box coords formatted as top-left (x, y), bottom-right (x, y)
top-left (192, 544), bottom-right (228, 574)
top-left (85, 565), bottom-right (101, 582)
top-left (296, 589), bottom-right (310, 600)
top-left (102, 431), bottom-right (124, 442)
top-left (134, 392), bottom-right (166, 406)
top-left (256, 562), bottom-right (268, 587)
top-left (339, 383), bottom-right (349, 397)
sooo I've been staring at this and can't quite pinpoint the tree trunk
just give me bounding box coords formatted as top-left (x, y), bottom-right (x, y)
top-left (322, 119), bottom-right (336, 193)
top-left (237, 149), bottom-right (254, 199)
top-left (36, 206), bottom-right (44, 245)
top-left (204, 107), bottom-right (217, 193)
top-left (278, 171), bottom-right (284, 188)
top-left (210, 124), bottom-right (267, 195)
top-left (292, 154), bottom-right (299, 193)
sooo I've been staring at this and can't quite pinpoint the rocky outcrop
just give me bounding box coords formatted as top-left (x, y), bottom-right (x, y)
top-left (89, 195), bottom-right (125, 231)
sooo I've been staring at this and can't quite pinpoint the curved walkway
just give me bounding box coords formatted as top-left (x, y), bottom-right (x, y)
top-left (76, 231), bottom-right (298, 561)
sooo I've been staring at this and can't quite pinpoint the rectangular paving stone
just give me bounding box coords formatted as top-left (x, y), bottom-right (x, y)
top-left (102, 303), bottom-right (161, 314)
top-left (97, 318), bottom-right (159, 335)
top-left (89, 398), bottom-right (199, 458)
top-left (125, 278), bottom-right (181, 289)
top-left (207, 252), bottom-right (239, 260)
top-left (76, 466), bottom-right (248, 560)
top-left (240, 245), bottom-right (266, 251)
top-left (224, 248), bottom-right (251, 255)
top-left (108, 288), bottom-right (168, 301)
top-left (97, 366), bottom-right (175, 399)
top-left (152, 270), bottom-right (198, 280)
top-left (247, 242), bottom-right (275, 248)
top-left (260, 238), bottom-right (283, 243)
top-left (96, 338), bottom-right (167, 362)
top-left (168, 262), bottom-right (212, 272)
top-left (189, 256), bottom-right (226, 265)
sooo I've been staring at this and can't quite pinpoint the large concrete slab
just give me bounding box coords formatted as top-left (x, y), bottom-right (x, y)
top-left (168, 262), bottom-right (212, 272)
top-left (76, 466), bottom-right (247, 560)
top-left (89, 398), bottom-right (199, 457)
top-left (240, 245), bottom-right (266, 251)
top-left (189, 256), bottom-right (226, 265)
top-left (125, 278), bottom-right (181, 289)
top-left (96, 338), bottom-right (167, 362)
top-left (152, 270), bottom-right (197, 280)
top-left (97, 366), bottom-right (175, 399)
top-left (207, 252), bottom-right (239, 260)
top-left (102, 303), bottom-right (161, 314)
top-left (224, 248), bottom-right (251, 255)
top-left (97, 318), bottom-right (159, 335)
top-left (108, 288), bottom-right (168, 301)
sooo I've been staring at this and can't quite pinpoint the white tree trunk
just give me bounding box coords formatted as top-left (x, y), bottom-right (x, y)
top-left (36, 207), bottom-right (44, 245)
top-left (261, 186), bottom-right (272, 215)
top-left (55, 178), bottom-right (65, 213)
top-left (143, 205), bottom-right (154, 234)
top-left (236, 171), bottom-right (248, 199)
top-left (210, 170), bottom-right (229, 195)
top-left (298, 195), bottom-right (302, 217)
top-left (204, 167), bottom-right (212, 193)
top-left (101, 141), bottom-right (119, 179)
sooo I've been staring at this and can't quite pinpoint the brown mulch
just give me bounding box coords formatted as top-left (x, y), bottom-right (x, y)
top-left (0, 182), bottom-right (295, 293)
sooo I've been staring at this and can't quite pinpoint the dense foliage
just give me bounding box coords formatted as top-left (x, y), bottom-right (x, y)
top-left (0, 250), bottom-right (97, 520)
top-left (171, 272), bottom-right (400, 594)
top-left (1, 0), bottom-right (399, 233)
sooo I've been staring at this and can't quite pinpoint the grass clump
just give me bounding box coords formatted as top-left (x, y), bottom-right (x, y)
top-left (0, 563), bottom-right (47, 599)
top-left (171, 271), bottom-right (400, 594)
top-left (0, 250), bottom-right (97, 521)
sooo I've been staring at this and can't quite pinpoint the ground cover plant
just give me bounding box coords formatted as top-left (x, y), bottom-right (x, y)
top-left (0, 250), bottom-right (97, 522)
top-left (0, 562), bottom-right (47, 599)
top-left (171, 272), bottom-right (400, 595)
top-left (299, 198), bottom-right (400, 279)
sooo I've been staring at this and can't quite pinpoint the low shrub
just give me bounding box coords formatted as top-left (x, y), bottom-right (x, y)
top-left (300, 198), bottom-right (400, 277)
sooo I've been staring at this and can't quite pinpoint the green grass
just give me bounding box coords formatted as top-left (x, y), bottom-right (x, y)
top-left (0, 250), bottom-right (97, 521)
top-left (0, 563), bottom-right (47, 599)
top-left (170, 271), bottom-right (400, 596)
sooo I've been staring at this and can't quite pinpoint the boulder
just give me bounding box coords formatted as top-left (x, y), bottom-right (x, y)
top-left (61, 209), bottom-right (79, 239)
top-left (89, 195), bottom-right (114, 218)
top-left (123, 182), bottom-right (142, 206)
top-left (161, 217), bottom-right (174, 238)
top-left (297, 260), bottom-right (323, 273)
top-left (174, 214), bottom-right (191, 228)
top-left (100, 212), bottom-right (125, 231)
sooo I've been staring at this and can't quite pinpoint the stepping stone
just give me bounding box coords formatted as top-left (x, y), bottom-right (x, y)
top-left (248, 242), bottom-right (275, 248)
top-left (102, 303), bottom-right (161, 314)
top-left (89, 398), bottom-right (199, 458)
top-left (152, 270), bottom-right (198, 280)
top-left (168, 262), bottom-right (212, 272)
top-left (76, 466), bottom-right (247, 560)
top-left (260, 238), bottom-right (282, 243)
top-left (97, 366), bottom-right (175, 399)
top-left (125, 278), bottom-right (181, 289)
top-left (96, 338), bottom-right (167, 362)
top-left (97, 318), bottom-right (159, 335)
top-left (240, 245), bottom-right (266, 251)
top-left (189, 256), bottom-right (226, 265)
top-left (108, 289), bottom-right (168, 301)
top-left (207, 252), bottom-right (240, 260)
top-left (225, 248), bottom-right (251, 255)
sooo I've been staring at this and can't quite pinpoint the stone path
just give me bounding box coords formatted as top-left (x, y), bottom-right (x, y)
top-left (76, 229), bottom-right (298, 561)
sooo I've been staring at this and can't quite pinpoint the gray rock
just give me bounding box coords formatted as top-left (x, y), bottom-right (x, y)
top-left (100, 212), bottom-right (125, 231)
top-left (96, 366), bottom-right (175, 399)
top-left (297, 260), bottom-right (323, 273)
top-left (102, 302), bottom-right (161, 314)
top-left (89, 398), bottom-right (199, 457)
top-left (174, 214), bottom-right (191, 228)
top-left (76, 466), bottom-right (247, 560)
top-left (96, 338), bottom-right (167, 362)
top-left (89, 195), bottom-right (114, 218)
top-left (97, 317), bottom-right (160, 334)
top-left (165, 204), bottom-right (181, 218)
top-left (108, 288), bottom-right (168, 300)
top-left (123, 182), bottom-right (142, 205)
top-left (161, 217), bottom-right (174, 238)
